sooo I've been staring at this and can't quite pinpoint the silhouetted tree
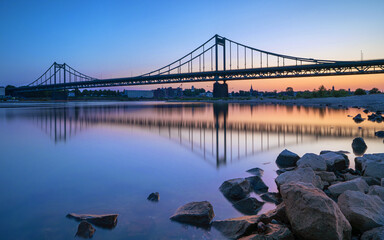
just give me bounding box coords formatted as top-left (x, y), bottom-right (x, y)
top-left (354, 88), bottom-right (366, 95)
top-left (369, 88), bottom-right (380, 94)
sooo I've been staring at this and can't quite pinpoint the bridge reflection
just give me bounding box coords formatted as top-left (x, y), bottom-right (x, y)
top-left (24, 103), bottom-right (377, 168)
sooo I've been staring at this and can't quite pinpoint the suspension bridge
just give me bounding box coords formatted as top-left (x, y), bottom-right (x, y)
top-left (10, 34), bottom-right (384, 97)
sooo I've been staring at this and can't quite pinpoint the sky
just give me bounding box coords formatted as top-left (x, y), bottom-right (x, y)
top-left (1, 0), bottom-right (384, 92)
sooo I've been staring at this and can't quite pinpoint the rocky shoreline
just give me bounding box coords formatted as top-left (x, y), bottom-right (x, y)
top-left (169, 138), bottom-right (384, 239)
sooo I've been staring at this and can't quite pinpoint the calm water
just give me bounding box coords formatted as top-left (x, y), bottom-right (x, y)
top-left (0, 101), bottom-right (383, 240)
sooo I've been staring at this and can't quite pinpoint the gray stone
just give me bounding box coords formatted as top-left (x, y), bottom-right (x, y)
top-left (260, 192), bottom-right (282, 205)
top-left (358, 154), bottom-right (384, 179)
top-left (328, 178), bottom-right (369, 198)
top-left (170, 201), bottom-right (214, 226)
top-left (259, 203), bottom-right (289, 225)
top-left (275, 167), bottom-right (323, 189)
top-left (67, 213), bottom-right (118, 229)
top-left (275, 149), bottom-right (300, 168)
top-left (363, 176), bottom-right (381, 186)
top-left (212, 215), bottom-right (260, 239)
top-left (382, 178), bottom-right (384, 187)
top-left (360, 226), bottom-right (384, 240)
top-left (353, 114), bottom-right (364, 123)
top-left (246, 176), bottom-right (269, 193)
top-left (276, 167), bottom-right (295, 175)
top-left (76, 221), bottom-right (95, 239)
top-left (315, 171), bottom-right (337, 183)
top-left (297, 153), bottom-right (327, 171)
top-left (375, 131), bottom-right (384, 138)
top-left (219, 178), bottom-right (251, 200)
top-left (321, 152), bottom-right (349, 171)
top-left (238, 223), bottom-right (294, 240)
top-left (147, 192), bottom-right (159, 202)
top-left (368, 185), bottom-right (384, 201)
top-left (280, 182), bottom-right (352, 240)
top-left (246, 167), bottom-right (264, 177)
top-left (338, 190), bottom-right (384, 232)
top-left (352, 137), bottom-right (368, 156)
top-left (341, 172), bottom-right (360, 181)
top-left (233, 197), bottom-right (264, 215)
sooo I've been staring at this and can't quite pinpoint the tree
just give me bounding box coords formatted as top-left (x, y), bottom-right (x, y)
top-left (369, 88), bottom-right (380, 94)
top-left (286, 87), bottom-right (294, 96)
top-left (317, 85), bottom-right (327, 97)
top-left (354, 88), bottom-right (366, 95)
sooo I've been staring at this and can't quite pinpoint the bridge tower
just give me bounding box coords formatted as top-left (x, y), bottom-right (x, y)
top-left (213, 35), bottom-right (229, 98)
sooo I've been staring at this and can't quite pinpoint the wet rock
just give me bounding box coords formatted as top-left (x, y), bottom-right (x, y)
top-left (259, 203), bottom-right (289, 225)
top-left (315, 171), bottom-right (337, 183)
top-left (338, 190), bottom-right (384, 232)
top-left (147, 192), bottom-right (159, 202)
top-left (233, 197), bottom-right (264, 215)
top-left (280, 182), bottom-right (352, 240)
top-left (321, 152), bottom-right (349, 171)
top-left (212, 215), bottom-right (260, 239)
top-left (297, 153), bottom-right (327, 171)
top-left (260, 192), bottom-right (282, 205)
top-left (246, 167), bottom-right (264, 177)
top-left (275, 167), bottom-right (323, 190)
top-left (246, 176), bottom-right (269, 193)
top-left (219, 178), bottom-right (251, 200)
top-left (353, 114), bottom-right (364, 123)
top-left (76, 221), bottom-right (95, 239)
top-left (170, 201), bottom-right (214, 226)
top-left (275, 149), bottom-right (300, 168)
top-left (238, 223), bottom-right (294, 240)
top-left (352, 137), bottom-right (368, 156)
top-left (67, 213), bottom-right (118, 229)
top-left (357, 154), bottom-right (384, 179)
top-left (375, 131), bottom-right (384, 138)
top-left (360, 226), bottom-right (384, 240)
top-left (368, 185), bottom-right (384, 201)
top-left (276, 167), bottom-right (295, 175)
top-left (328, 178), bottom-right (369, 198)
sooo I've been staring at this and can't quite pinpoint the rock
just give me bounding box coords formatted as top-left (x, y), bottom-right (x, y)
top-left (368, 185), bottom-right (384, 201)
top-left (363, 176), bottom-right (381, 186)
top-left (170, 201), bottom-right (214, 226)
top-left (280, 182), bottom-right (352, 240)
top-left (328, 178), bottom-right (369, 198)
top-left (275, 167), bottom-right (323, 190)
top-left (357, 154), bottom-right (384, 179)
top-left (260, 192), bottom-right (282, 205)
top-left (382, 178), bottom-right (384, 187)
top-left (352, 137), bottom-right (368, 156)
top-left (341, 172), bottom-right (360, 181)
top-left (363, 109), bottom-right (370, 114)
top-left (375, 131), bottom-right (384, 138)
top-left (276, 167), bottom-right (295, 175)
top-left (338, 190), bottom-right (384, 232)
top-left (275, 149), bottom-right (300, 168)
top-left (67, 213), bottom-right (118, 229)
top-left (219, 178), bottom-right (251, 200)
top-left (360, 226), bottom-right (384, 240)
top-left (246, 176), bottom-right (269, 193)
top-left (233, 197), bottom-right (264, 215)
top-left (259, 203), bottom-right (289, 225)
top-left (212, 215), bottom-right (260, 239)
top-left (297, 153), bottom-right (327, 171)
top-left (315, 171), bottom-right (337, 183)
top-left (76, 221), bottom-right (95, 239)
top-left (238, 223), bottom-right (295, 240)
top-left (353, 114), bottom-right (364, 123)
top-left (147, 192), bottom-right (159, 202)
top-left (321, 152), bottom-right (349, 171)
top-left (246, 167), bottom-right (264, 177)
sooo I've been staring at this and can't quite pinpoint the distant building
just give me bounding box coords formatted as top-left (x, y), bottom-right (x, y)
top-left (153, 87), bottom-right (182, 98)
top-left (123, 90), bottom-right (154, 98)
top-left (0, 86), bottom-right (5, 98)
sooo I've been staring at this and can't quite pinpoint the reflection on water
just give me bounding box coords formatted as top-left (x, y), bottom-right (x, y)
top-left (0, 102), bottom-right (383, 240)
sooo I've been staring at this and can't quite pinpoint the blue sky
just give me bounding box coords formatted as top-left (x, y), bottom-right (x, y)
top-left (1, 0), bottom-right (384, 90)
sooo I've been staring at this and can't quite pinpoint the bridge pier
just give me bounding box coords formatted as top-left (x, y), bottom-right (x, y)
top-left (51, 91), bottom-right (68, 101)
top-left (213, 82), bottom-right (228, 98)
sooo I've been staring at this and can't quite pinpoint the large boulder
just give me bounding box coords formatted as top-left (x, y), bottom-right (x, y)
top-left (238, 223), bottom-right (295, 240)
top-left (219, 178), bottom-right (251, 200)
top-left (233, 197), bottom-right (264, 215)
top-left (338, 190), bottom-right (384, 232)
top-left (275, 167), bottom-right (323, 190)
top-left (375, 131), bottom-right (384, 138)
top-left (76, 221), bottom-right (95, 238)
top-left (297, 153), bottom-right (327, 171)
top-left (147, 192), bottom-right (159, 202)
top-left (170, 201), bottom-right (214, 226)
top-left (67, 213), bottom-right (118, 229)
top-left (356, 154), bottom-right (384, 179)
top-left (352, 137), bottom-right (368, 156)
top-left (368, 185), bottom-right (384, 201)
top-left (360, 226), bottom-right (384, 240)
top-left (258, 203), bottom-right (289, 225)
top-left (246, 167), bottom-right (264, 177)
top-left (212, 215), bottom-right (260, 239)
top-left (275, 149), bottom-right (300, 168)
top-left (328, 178), bottom-right (369, 198)
top-left (321, 152), bottom-right (349, 171)
top-left (280, 182), bottom-right (352, 240)
top-left (246, 176), bottom-right (269, 193)
top-left (315, 171), bottom-right (337, 183)
top-left (260, 192), bottom-right (282, 205)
